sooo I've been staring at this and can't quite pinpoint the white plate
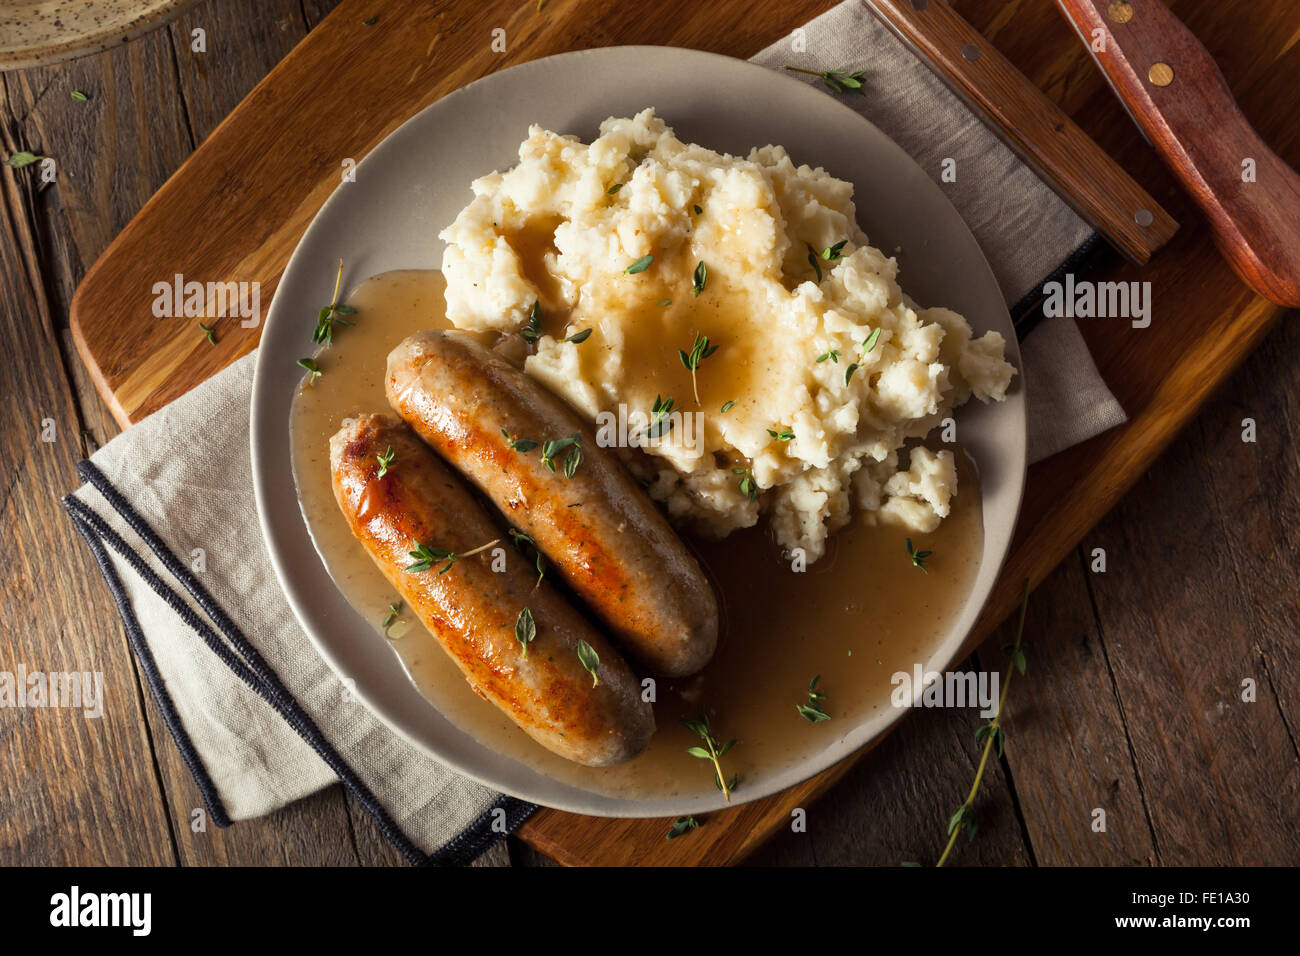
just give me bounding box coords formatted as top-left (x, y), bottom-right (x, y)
top-left (251, 46), bottom-right (1026, 818)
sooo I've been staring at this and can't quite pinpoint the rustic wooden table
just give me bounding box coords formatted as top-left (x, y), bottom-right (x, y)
top-left (1, 0), bottom-right (1296, 867)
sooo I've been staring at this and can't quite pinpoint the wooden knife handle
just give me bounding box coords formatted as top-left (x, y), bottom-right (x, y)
top-left (864, 0), bottom-right (1176, 265)
top-left (1057, 0), bottom-right (1300, 306)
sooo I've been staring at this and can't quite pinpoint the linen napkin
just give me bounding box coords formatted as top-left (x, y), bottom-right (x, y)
top-left (63, 0), bottom-right (1126, 866)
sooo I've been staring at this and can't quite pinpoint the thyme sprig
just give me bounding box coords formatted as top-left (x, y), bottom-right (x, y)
top-left (296, 357), bottom-right (322, 383)
top-left (796, 675), bottom-right (830, 722)
top-left (515, 607), bottom-right (536, 657)
top-left (508, 529), bottom-right (546, 587)
top-left (312, 259), bottom-right (356, 346)
top-left (784, 65), bottom-right (868, 94)
top-left (932, 582), bottom-right (1031, 867)
top-left (679, 330), bottom-right (719, 405)
top-left (683, 713), bottom-right (737, 801)
top-left (906, 537), bottom-right (933, 573)
top-left (666, 816), bottom-right (699, 840)
top-left (647, 395), bottom-right (676, 440)
top-left (405, 538), bottom-right (500, 574)
top-left (576, 639), bottom-right (600, 685)
top-left (521, 301), bottom-right (543, 344)
top-left (732, 466), bottom-right (758, 502)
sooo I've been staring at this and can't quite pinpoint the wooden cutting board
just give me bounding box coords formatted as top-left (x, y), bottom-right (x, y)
top-left (69, 0), bottom-right (1298, 865)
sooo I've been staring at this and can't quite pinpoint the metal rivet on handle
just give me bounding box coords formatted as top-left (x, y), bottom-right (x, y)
top-left (961, 43), bottom-right (980, 62)
top-left (1148, 62), bottom-right (1174, 87)
top-left (1135, 209), bottom-right (1155, 227)
top-left (1108, 1), bottom-right (1134, 23)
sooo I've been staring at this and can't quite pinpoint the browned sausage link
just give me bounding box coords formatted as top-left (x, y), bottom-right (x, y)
top-left (386, 330), bottom-right (719, 677)
top-left (330, 413), bottom-right (653, 767)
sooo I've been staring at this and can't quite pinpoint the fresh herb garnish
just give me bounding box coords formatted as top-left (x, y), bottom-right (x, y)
top-left (783, 65), bottom-right (868, 94)
top-left (405, 538), bottom-right (500, 574)
top-left (693, 204), bottom-right (703, 215)
top-left (363, 14), bottom-right (377, 24)
top-left (806, 244), bottom-right (823, 282)
top-left (692, 260), bottom-right (708, 297)
top-left (297, 357), bottom-right (322, 383)
top-left (816, 349), bottom-right (840, 364)
top-left (562, 328), bottom-right (592, 344)
top-left (381, 602), bottom-right (401, 631)
top-left (540, 433), bottom-right (582, 475)
top-left (3, 151), bottom-right (42, 169)
top-left (198, 321), bottom-right (216, 345)
top-left (906, 537), bottom-right (933, 574)
top-left (767, 427), bottom-right (794, 442)
top-left (521, 300), bottom-right (543, 344)
top-left (732, 466), bottom-right (757, 502)
top-left (576, 639), bottom-right (600, 686)
top-left (563, 444), bottom-right (582, 479)
top-left (624, 254), bottom-right (654, 275)
top-left (509, 529), bottom-right (546, 587)
top-left (666, 816), bottom-right (699, 840)
top-left (607, 183), bottom-right (623, 194)
top-left (515, 607), bottom-right (536, 657)
top-left (862, 327), bottom-right (881, 354)
top-left (501, 428), bottom-right (539, 454)
top-left (844, 362), bottom-right (860, 386)
top-left (683, 713), bottom-right (737, 801)
top-left (375, 445), bottom-right (396, 478)
top-left (647, 395), bottom-right (676, 440)
top-left (797, 675), bottom-right (830, 722)
top-left (678, 330), bottom-right (719, 405)
top-left (720, 400), bottom-right (735, 413)
top-left (819, 240), bottom-right (848, 262)
top-left (312, 259), bottom-right (356, 346)
top-left (71, 91), bottom-right (89, 102)
top-left (656, 298), bottom-right (673, 307)
top-left (929, 583), bottom-right (1030, 867)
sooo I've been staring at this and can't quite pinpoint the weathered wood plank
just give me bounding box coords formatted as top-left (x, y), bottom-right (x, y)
top-left (1082, 358), bottom-right (1300, 865)
top-left (986, 549), bottom-right (1159, 866)
top-left (0, 99), bottom-right (175, 867)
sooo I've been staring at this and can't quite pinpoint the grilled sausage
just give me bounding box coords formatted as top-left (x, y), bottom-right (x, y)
top-left (330, 413), bottom-right (653, 767)
top-left (385, 330), bottom-right (719, 677)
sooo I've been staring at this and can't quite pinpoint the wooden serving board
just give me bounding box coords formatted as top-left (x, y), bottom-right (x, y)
top-left (70, 0), bottom-right (1298, 865)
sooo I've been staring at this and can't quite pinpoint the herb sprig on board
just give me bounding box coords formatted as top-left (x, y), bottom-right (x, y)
top-left (666, 816), bottom-right (699, 840)
top-left (924, 582), bottom-right (1030, 867)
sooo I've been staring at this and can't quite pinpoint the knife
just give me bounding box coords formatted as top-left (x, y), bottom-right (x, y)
top-left (863, 0), bottom-right (1177, 266)
top-left (1056, 0), bottom-right (1300, 307)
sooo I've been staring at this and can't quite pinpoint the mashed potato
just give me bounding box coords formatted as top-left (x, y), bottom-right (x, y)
top-left (438, 109), bottom-right (1015, 562)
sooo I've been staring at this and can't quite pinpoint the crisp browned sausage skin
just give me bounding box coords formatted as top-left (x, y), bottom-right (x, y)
top-left (385, 330), bottom-right (719, 677)
top-left (330, 413), bottom-right (653, 767)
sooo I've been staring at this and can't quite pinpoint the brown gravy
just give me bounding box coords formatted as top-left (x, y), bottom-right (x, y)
top-left (289, 269), bottom-right (983, 800)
